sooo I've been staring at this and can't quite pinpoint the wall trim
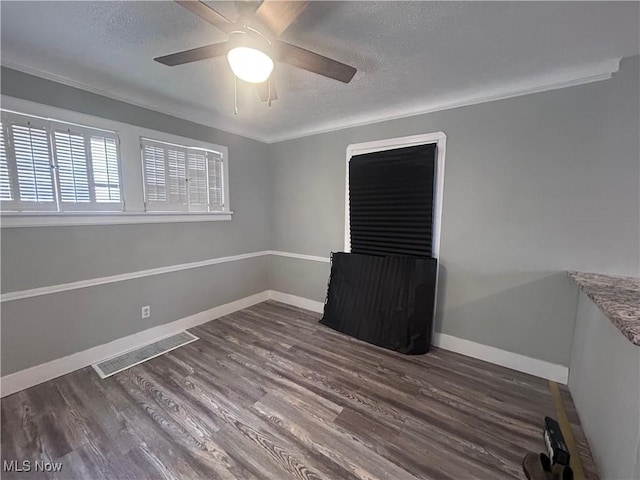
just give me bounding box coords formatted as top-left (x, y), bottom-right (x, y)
top-left (1, 251), bottom-right (270, 302)
top-left (2, 58), bottom-right (620, 144)
top-left (1, 289), bottom-right (569, 396)
top-left (0, 291), bottom-right (270, 397)
top-left (432, 332), bottom-right (569, 384)
top-left (269, 250), bottom-right (331, 264)
top-left (0, 250), bottom-right (331, 303)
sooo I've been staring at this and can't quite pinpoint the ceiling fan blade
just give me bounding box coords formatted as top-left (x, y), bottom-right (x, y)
top-left (253, 0), bottom-right (309, 37)
top-left (175, 0), bottom-right (234, 34)
top-left (276, 42), bottom-right (356, 83)
top-left (155, 42), bottom-right (229, 66)
top-left (256, 77), bottom-right (278, 103)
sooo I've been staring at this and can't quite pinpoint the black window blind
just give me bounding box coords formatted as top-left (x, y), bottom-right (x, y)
top-left (349, 143), bottom-right (436, 257)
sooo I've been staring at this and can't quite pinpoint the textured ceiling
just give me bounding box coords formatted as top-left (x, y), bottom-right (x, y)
top-left (1, 1), bottom-right (638, 142)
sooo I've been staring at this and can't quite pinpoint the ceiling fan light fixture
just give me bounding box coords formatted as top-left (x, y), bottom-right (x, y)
top-left (227, 46), bottom-right (274, 83)
top-left (226, 30), bottom-right (274, 83)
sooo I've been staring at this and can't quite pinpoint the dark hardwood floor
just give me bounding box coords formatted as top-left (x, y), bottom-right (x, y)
top-left (1, 301), bottom-right (596, 479)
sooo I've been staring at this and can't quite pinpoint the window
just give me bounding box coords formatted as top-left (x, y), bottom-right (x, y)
top-left (0, 96), bottom-right (232, 227)
top-left (0, 110), bottom-right (123, 212)
top-left (345, 132), bottom-right (447, 258)
top-left (349, 143), bottom-right (436, 257)
top-left (141, 138), bottom-right (225, 213)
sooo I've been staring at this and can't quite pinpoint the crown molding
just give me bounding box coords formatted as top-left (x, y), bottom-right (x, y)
top-left (2, 57), bottom-right (621, 144)
top-left (0, 61), bottom-right (271, 143)
top-left (268, 57), bottom-right (622, 143)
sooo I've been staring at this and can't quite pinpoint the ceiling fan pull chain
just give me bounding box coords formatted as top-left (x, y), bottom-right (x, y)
top-left (234, 75), bottom-right (239, 115)
top-left (268, 78), bottom-right (272, 107)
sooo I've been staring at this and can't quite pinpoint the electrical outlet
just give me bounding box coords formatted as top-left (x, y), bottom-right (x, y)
top-left (141, 305), bottom-right (151, 319)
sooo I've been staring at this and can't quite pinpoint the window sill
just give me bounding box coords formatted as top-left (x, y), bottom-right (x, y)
top-left (0, 211), bottom-right (233, 228)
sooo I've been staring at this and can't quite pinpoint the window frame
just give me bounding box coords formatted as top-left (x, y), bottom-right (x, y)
top-left (140, 137), bottom-right (226, 214)
top-left (0, 95), bottom-right (231, 228)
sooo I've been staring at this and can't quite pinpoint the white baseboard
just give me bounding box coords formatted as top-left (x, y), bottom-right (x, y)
top-left (267, 292), bottom-right (569, 384)
top-left (432, 333), bottom-right (569, 384)
top-left (0, 291), bottom-right (270, 397)
top-left (1, 289), bottom-right (568, 397)
top-left (267, 290), bottom-right (325, 313)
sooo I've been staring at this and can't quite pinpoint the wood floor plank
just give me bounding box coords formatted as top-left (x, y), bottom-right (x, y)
top-left (1, 390), bottom-right (59, 467)
top-left (57, 370), bottom-right (141, 458)
top-left (395, 422), bottom-right (509, 480)
top-left (253, 392), bottom-right (419, 480)
top-left (174, 372), bottom-right (341, 480)
top-left (114, 368), bottom-right (232, 480)
top-left (1, 300), bottom-right (597, 479)
top-left (193, 324), bottom-right (407, 427)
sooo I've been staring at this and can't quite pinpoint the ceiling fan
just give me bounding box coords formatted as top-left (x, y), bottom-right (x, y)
top-left (154, 1), bottom-right (357, 106)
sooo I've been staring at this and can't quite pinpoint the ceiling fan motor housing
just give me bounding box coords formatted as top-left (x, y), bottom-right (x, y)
top-left (227, 29), bottom-right (273, 58)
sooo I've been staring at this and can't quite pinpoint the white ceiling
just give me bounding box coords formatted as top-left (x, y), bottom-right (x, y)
top-left (1, 1), bottom-right (638, 143)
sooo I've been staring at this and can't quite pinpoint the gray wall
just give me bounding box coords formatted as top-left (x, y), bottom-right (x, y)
top-left (1, 67), bottom-right (271, 375)
top-left (2, 257), bottom-right (268, 374)
top-left (569, 291), bottom-right (640, 480)
top-left (268, 56), bottom-right (640, 367)
top-left (2, 56), bottom-right (639, 375)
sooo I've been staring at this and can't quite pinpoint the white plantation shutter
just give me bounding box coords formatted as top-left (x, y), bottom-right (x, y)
top-left (167, 147), bottom-right (187, 206)
top-left (2, 114), bottom-right (57, 211)
top-left (51, 122), bottom-right (122, 211)
top-left (0, 122), bottom-right (13, 202)
top-left (208, 152), bottom-right (224, 211)
top-left (90, 134), bottom-right (121, 204)
top-left (53, 129), bottom-right (90, 204)
top-left (1, 106), bottom-right (229, 220)
top-left (142, 139), bottom-right (188, 212)
top-left (142, 138), bottom-right (225, 213)
top-left (13, 122), bottom-right (55, 205)
top-left (0, 111), bottom-right (123, 212)
top-left (142, 143), bottom-right (166, 203)
top-left (187, 150), bottom-right (208, 210)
